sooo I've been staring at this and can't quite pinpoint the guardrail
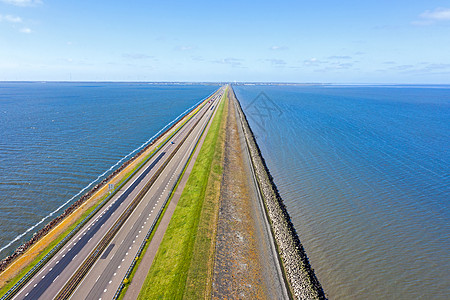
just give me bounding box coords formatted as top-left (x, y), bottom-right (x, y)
top-left (112, 92), bottom-right (220, 300)
top-left (54, 96), bottom-right (215, 300)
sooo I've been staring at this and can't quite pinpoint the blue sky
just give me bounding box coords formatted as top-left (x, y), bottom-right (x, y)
top-left (0, 0), bottom-right (449, 83)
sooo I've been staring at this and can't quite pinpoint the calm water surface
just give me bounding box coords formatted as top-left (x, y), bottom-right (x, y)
top-left (0, 82), bottom-right (218, 258)
top-left (234, 85), bottom-right (449, 299)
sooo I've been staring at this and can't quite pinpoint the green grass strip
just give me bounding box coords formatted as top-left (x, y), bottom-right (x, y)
top-left (137, 90), bottom-right (227, 300)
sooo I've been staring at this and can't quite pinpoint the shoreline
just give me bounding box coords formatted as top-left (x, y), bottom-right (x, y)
top-left (231, 86), bottom-right (326, 299)
top-left (0, 91), bottom-right (215, 282)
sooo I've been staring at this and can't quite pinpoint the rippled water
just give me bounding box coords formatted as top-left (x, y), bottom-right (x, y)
top-left (0, 82), bottom-right (219, 258)
top-left (234, 85), bottom-right (449, 299)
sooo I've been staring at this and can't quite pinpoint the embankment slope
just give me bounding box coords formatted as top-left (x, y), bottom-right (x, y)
top-left (230, 87), bottom-right (326, 299)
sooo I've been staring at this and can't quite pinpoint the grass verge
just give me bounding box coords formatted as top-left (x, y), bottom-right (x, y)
top-left (137, 90), bottom-right (227, 299)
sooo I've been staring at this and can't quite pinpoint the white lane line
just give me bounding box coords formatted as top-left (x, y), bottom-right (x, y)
top-left (118, 265), bottom-right (121, 269)
top-left (53, 275), bottom-right (60, 283)
top-left (34, 283), bottom-right (37, 287)
top-left (42, 275), bottom-right (45, 279)
top-left (126, 252), bottom-right (128, 255)
top-left (114, 273), bottom-right (117, 276)
top-left (55, 260), bottom-right (59, 264)
top-left (25, 293), bottom-right (29, 297)
top-left (49, 267), bottom-right (52, 271)
top-left (109, 280), bottom-right (112, 284)
top-left (104, 289), bottom-right (107, 293)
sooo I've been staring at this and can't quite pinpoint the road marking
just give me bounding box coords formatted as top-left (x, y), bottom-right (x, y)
top-left (109, 280), bottom-right (112, 284)
top-left (114, 273), bottom-right (116, 276)
top-left (55, 260), bottom-right (59, 264)
top-left (73, 254), bottom-right (78, 260)
top-left (34, 284), bottom-right (37, 287)
top-left (129, 246), bottom-right (132, 250)
top-left (42, 275), bottom-right (45, 278)
top-left (126, 252), bottom-right (128, 255)
top-left (122, 258), bottom-right (125, 262)
top-left (25, 293), bottom-right (29, 297)
top-left (97, 275), bottom-right (101, 281)
top-left (104, 289), bottom-right (107, 293)
top-left (118, 265), bottom-right (121, 269)
top-left (62, 254), bottom-right (65, 258)
top-left (139, 230), bottom-right (141, 233)
top-left (53, 275), bottom-right (60, 282)
top-left (49, 267), bottom-right (52, 271)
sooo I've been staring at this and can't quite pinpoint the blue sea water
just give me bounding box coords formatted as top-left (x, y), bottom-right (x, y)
top-left (234, 85), bottom-right (449, 299)
top-left (0, 82), bottom-right (219, 258)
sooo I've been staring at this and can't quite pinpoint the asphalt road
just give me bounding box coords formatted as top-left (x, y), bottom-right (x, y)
top-left (11, 86), bottom-right (226, 300)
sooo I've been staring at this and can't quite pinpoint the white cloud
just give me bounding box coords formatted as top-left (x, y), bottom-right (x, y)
top-left (270, 45), bottom-right (288, 51)
top-left (420, 7), bottom-right (450, 20)
top-left (328, 55), bottom-right (352, 60)
top-left (0, 14), bottom-right (22, 23)
top-left (265, 58), bottom-right (286, 66)
top-left (20, 27), bottom-right (31, 33)
top-left (0, 0), bottom-right (42, 6)
top-left (212, 57), bottom-right (244, 67)
top-left (413, 7), bottom-right (450, 25)
top-left (175, 45), bottom-right (194, 51)
top-left (122, 53), bottom-right (153, 60)
top-left (304, 58), bottom-right (324, 66)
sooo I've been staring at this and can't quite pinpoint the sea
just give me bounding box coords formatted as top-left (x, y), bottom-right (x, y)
top-left (0, 82), bottom-right (219, 259)
top-left (234, 84), bottom-right (449, 299)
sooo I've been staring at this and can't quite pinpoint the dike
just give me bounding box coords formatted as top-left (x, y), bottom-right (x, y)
top-left (231, 87), bottom-right (326, 300)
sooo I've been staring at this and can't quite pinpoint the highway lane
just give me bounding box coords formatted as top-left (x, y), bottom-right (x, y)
top-left (10, 86), bottom-right (225, 300)
top-left (73, 88), bottom-right (223, 300)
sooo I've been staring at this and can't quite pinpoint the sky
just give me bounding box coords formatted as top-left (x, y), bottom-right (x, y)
top-left (0, 0), bottom-right (449, 83)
